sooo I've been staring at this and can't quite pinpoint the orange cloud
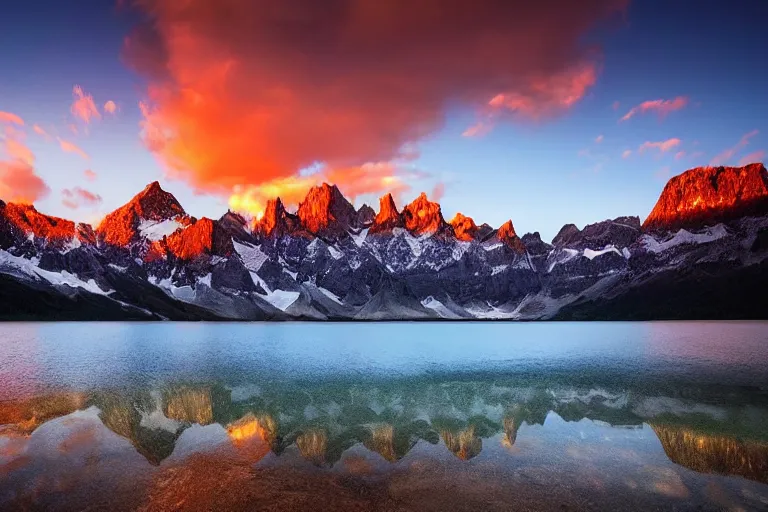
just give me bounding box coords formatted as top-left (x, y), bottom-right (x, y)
top-left (104, 100), bottom-right (118, 115)
top-left (0, 132), bottom-right (49, 204)
top-left (57, 137), bottom-right (89, 160)
top-left (738, 150), bottom-right (765, 166)
top-left (84, 169), bottom-right (97, 181)
top-left (638, 138), bottom-right (681, 153)
top-left (61, 187), bottom-right (103, 209)
top-left (711, 130), bottom-right (759, 166)
top-left (0, 111), bottom-right (24, 126)
top-left (125, 0), bottom-right (627, 197)
top-left (229, 161), bottom-right (412, 217)
top-left (71, 85), bottom-right (101, 124)
top-left (620, 96), bottom-right (688, 122)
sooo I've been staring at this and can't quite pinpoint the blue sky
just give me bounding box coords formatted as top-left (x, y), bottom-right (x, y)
top-left (0, 0), bottom-right (766, 240)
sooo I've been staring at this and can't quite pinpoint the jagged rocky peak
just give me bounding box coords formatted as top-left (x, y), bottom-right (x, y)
top-left (218, 210), bottom-right (253, 243)
top-left (0, 201), bottom-right (84, 249)
top-left (450, 213), bottom-right (478, 241)
top-left (496, 220), bottom-right (526, 252)
top-left (552, 223), bottom-right (580, 246)
top-left (402, 192), bottom-right (448, 236)
top-left (521, 232), bottom-right (552, 256)
top-left (370, 193), bottom-right (404, 233)
top-left (643, 163), bottom-right (768, 232)
top-left (96, 181), bottom-right (187, 247)
top-left (297, 183), bottom-right (356, 238)
top-left (253, 198), bottom-right (298, 238)
top-left (355, 204), bottom-right (375, 227)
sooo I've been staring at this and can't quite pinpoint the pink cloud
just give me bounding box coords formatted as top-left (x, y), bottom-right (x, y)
top-left (622, 149), bottom-right (632, 158)
top-left (462, 121), bottom-right (492, 138)
top-left (71, 85), bottom-right (101, 124)
top-left (0, 111), bottom-right (24, 126)
top-left (0, 131), bottom-right (49, 204)
top-left (711, 130), bottom-right (759, 166)
top-left (620, 96), bottom-right (688, 122)
top-left (84, 169), bottom-right (97, 181)
top-left (638, 138), bottom-right (681, 153)
top-left (57, 137), bottom-right (89, 160)
top-left (738, 150), bottom-right (765, 166)
top-left (32, 124), bottom-right (50, 139)
top-left (481, 61), bottom-right (599, 125)
top-left (103, 100), bottom-right (118, 115)
top-left (61, 187), bottom-right (103, 209)
top-left (674, 150), bottom-right (686, 160)
top-left (595, 134), bottom-right (604, 143)
top-left (431, 182), bottom-right (446, 203)
top-left (612, 100), bottom-right (620, 111)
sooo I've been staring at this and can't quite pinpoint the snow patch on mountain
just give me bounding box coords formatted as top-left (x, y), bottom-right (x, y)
top-left (139, 218), bottom-right (184, 241)
top-left (491, 265), bottom-right (508, 276)
top-left (547, 248), bottom-right (579, 273)
top-left (452, 241), bottom-right (471, 261)
top-left (0, 250), bottom-right (111, 295)
top-left (583, 245), bottom-right (622, 260)
top-left (247, 270), bottom-right (300, 311)
top-left (350, 228), bottom-right (368, 248)
top-left (262, 290), bottom-right (300, 311)
top-left (318, 287), bottom-right (343, 305)
top-left (327, 245), bottom-right (343, 260)
top-left (233, 240), bottom-right (269, 272)
top-left (421, 296), bottom-right (462, 319)
top-left (641, 224), bottom-right (728, 253)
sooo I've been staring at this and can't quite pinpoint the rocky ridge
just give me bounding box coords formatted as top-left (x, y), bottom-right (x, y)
top-left (1, 163), bottom-right (767, 321)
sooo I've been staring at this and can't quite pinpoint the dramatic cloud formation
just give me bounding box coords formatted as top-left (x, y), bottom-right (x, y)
top-left (0, 128), bottom-right (50, 203)
top-left (61, 187), bottom-right (103, 209)
top-left (125, 0), bottom-right (626, 205)
top-left (71, 85), bottom-right (101, 124)
top-left (711, 130), bottom-right (759, 166)
top-left (620, 96), bottom-right (688, 122)
top-left (0, 112), bottom-right (24, 126)
top-left (57, 137), bottom-right (89, 160)
top-left (103, 100), bottom-right (118, 115)
top-left (229, 161), bottom-right (415, 216)
top-left (738, 150), bottom-right (765, 166)
top-left (84, 169), bottom-right (97, 181)
top-left (638, 138), bottom-right (682, 153)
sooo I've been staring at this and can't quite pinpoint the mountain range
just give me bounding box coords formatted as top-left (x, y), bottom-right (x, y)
top-left (1, 163), bottom-right (767, 321)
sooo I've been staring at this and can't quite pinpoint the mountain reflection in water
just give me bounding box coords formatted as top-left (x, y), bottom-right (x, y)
top-left (2, 377), bottom-right (768, 511)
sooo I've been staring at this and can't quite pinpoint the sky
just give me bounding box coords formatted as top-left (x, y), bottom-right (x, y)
top-left (0, 0), bottom-right (766, 241)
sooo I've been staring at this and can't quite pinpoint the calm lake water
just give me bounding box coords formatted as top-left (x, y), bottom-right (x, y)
top-left (1, 322), bottom-right (767, 511)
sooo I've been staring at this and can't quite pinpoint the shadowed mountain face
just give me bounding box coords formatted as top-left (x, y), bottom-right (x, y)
top-left (1, 163), bottom-right (768, 320)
